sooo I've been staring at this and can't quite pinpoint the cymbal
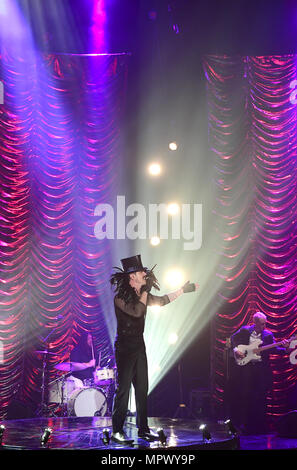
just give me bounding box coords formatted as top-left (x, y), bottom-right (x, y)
top-left (54, 362), bottom-right (73, 371)
top-left (35, 350), bottom-right (55, 355)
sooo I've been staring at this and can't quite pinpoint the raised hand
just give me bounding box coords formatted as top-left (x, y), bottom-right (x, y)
top-left (182, 281), bottom-right (199, 293)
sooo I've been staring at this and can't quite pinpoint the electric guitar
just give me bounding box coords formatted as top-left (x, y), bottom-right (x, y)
top-left (234, 336), bottom-right (295, 366)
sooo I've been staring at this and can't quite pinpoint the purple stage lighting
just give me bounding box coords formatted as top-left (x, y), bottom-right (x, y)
top-left (90, 0), bottom-right (107, 52)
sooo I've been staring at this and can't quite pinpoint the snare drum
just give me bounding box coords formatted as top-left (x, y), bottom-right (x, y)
top-left (93, 367), bottom-right (115, 386)
top-left (67, 387), bottom-right (107, 417)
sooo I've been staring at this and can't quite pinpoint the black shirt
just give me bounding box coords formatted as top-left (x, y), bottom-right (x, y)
top-left (70, 343), bottom-right (94, 381)
top-left (114, 293), bottom-right (170, 340)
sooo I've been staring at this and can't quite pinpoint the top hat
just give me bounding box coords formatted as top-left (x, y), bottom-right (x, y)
top-left (120, 255), bottom-right (146, 274)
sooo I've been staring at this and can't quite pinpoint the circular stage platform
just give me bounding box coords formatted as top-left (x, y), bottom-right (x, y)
top-left (0, 416), bottom-right (239, 451)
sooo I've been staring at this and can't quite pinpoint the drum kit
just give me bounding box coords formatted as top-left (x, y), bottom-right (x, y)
top-left (47, 362), bottom-right (116, 418)
top-left (34, 349), bottom-right (116, 418)
top-left (34, 326), bottom-right (116, 418)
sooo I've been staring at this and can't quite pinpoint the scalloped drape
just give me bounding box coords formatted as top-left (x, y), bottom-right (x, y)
top-left (0, 51), bottom-right (127, 418)
top-left (204, 55), bottom-right (297, 420)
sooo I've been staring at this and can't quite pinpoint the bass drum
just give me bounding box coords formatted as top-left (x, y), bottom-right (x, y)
top-left (67, 387), bottom-right (107, 417)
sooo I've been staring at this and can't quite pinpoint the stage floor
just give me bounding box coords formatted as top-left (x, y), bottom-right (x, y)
top-left (0, 416), bottom-right (238, 451)
top-left (1, 416), bottom-right (297, 455)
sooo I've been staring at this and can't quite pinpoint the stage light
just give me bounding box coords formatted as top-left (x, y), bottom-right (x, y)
top-left (0, 1), bottom-right (7, 16)
top-left (150, 304), bottom-right (161, 314)
top-left (150, 236), bottom-right (160, 246)
top-left (90, 0), bottom-right (107, 53)
top-left (199, 423), bottom-right (211, 441)
top-left (167, 202), bottom-right (179, 215)
top-left (152, 364), bottom-right (161, 374)
top-left (40, 427), bottom-right (52, 446)
top-left (157, 428), bottom-right (167, 444)
top-left (164, 268), bottom-right (185, 289)
top-left (169, 141), bottom-right (178, 151)
top-left (168, 332), bottom-right (178, 344)
top-left (148, 162), bottom-right (162, 176)
top-left (101, 428), bottom-right (110, 445)
top-left (224, 419), bottom-right (238, 436)
top-left (0, 424), bottom-right (5, 443)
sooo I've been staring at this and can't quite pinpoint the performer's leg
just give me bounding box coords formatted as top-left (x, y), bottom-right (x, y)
top-left (132, 348), bottom-right (149, 432)
top-left (112, 348), bottom-right (135, 433)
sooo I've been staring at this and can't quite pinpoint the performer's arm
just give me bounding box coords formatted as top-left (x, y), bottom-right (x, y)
top-left (149, 282), bottom-right (199, 306)
top-left (70, 349), bottom-right (95, 370)
top-left (167, 288), bottom-right (183, 303)
top-left (148, 293), bottom-right (171, 306)
top-left (114, 295), bottom-right (147, 318)
top-left (167, 282), bottom-right (199, 303)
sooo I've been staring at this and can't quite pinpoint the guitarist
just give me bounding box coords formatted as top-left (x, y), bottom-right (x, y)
top-left (230, 312), bottom-right (289, 434)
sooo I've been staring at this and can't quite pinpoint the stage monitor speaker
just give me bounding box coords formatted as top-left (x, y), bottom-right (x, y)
top-left (276, 411), bottom-right (297, 437)
top-left (189, 388), bottom-right (212, 418)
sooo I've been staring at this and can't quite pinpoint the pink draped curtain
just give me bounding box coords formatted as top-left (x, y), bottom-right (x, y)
top-left (204, 55), bottom-right (297, 420)
top-left (0, 50), bottom-right (127, 418)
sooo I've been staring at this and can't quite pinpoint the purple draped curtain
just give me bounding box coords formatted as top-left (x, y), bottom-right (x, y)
top-left (0, 50), bottom-right (127, 418)
top-left (204, 55), bottom-right (297, 420)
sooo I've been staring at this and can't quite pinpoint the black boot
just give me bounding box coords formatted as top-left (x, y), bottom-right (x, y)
top-left (138, 428), bottom-right (159, 441)
top-left (111, 431), bottom-right (134, 445)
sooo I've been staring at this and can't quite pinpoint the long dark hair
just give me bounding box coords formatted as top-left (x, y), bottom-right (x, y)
top-left (110, 265), bottom-right (160, 304)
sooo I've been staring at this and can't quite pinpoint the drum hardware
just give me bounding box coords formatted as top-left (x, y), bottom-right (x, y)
top-left (35, 350), bottom-right (56, 417)
top-left (35, 323), bottom-right (61, 417)
top-left (58, 373), bottom-right (70, 417)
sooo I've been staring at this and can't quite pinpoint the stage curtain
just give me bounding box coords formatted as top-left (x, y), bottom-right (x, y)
top-left (204, 55), bottom-right (297, 420)
top-left (0, 50), bottom-right (127, 418)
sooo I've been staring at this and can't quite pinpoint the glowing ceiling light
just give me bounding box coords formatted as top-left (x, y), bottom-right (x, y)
top-left (164, 268), bottom-right (185, 289)
top-left (148, 162), bottom-right (162, 176)
top-left (150, 236), bottom-right (160, 246)
top-left (168, 333), bottom-right (178, 344)
top-left (168, 141), bottom-right (178, 151)
top-left (167, 202), bottom-right (179, 215)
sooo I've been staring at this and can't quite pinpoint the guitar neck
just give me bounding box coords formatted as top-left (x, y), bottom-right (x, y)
top-left (259, 340), bottom-right (283, 352)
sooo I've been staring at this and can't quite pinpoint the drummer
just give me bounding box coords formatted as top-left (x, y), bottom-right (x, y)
top-left (69, 332), bottom-right (96, 387)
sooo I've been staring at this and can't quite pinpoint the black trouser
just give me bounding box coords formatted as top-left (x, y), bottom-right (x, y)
top-left (230, 361), bottom-right (270, 433)
top-left (112, 337), bottom-right (149, 433)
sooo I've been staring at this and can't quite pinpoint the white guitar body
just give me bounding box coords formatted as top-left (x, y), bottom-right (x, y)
top-left (235, 339), bottom-right (263, 366)
top-left (234, 335), bottom-right (295, 366)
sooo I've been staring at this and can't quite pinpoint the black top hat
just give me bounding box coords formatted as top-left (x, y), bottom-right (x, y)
top-left (120, 255), bottom-right (146, 273)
